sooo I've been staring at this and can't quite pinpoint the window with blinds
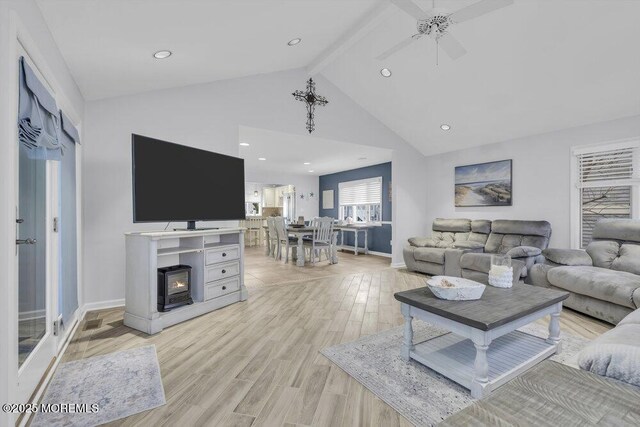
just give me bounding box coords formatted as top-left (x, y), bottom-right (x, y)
top-left (338, 177), bottom-right (382, 224)
top-left (576, 143), bottom-right (639, 247)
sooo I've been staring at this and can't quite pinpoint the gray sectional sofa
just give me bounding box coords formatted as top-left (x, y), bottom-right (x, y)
top-left (404, 218), bottom-right (552, 285)
top-left (529, 219), bottom-right (640, 325)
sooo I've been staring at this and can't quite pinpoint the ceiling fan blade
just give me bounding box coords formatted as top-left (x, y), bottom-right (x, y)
top-left (437, 32), bottom-right (467, 60)
top-left (449, 0), bottom-right (514, 24)
top-left (391, 0), bottom-right (430, 20)
top-left (376, 36), bottom-right (421, 61)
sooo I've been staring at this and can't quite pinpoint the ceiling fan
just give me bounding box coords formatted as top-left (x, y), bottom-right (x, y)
top-left (377, 0), bottom-right (514, 61)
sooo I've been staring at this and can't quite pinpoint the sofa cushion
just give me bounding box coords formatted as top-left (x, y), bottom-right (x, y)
top-left (413, 247), bottom-right (446, 264)
top-left (471, 219), bottom-right (491, 234)
top-left (611, 243), bottom-right (640, 276)
top-left (408, 237), bottom-right (436, 247)
top-left (491, 220), bottom-right (552, 237)
top-left (586, 240), bottom-right (620, 269)
top-left (592, 218), bottom-right (640, 243)
top-left (506, 246), bottom-right (542, 258)
top-left (547, 266), bottom-right (640, 309)
top-left (542, 248), bottom-right (593, 266)
top-left (485, 234), bottom-right (548, 254)
top-left (578, 322), bottom-right (640, 387)
top-left (432, 218), bottom-right (471, 233)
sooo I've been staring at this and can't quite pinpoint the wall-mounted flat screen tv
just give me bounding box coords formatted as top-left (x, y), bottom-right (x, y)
top-left (132, 134), bottom-right (245, 229)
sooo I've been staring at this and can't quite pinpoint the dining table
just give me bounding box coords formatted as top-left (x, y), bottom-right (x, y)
top-left (263, 225), bottom-right (339, 267)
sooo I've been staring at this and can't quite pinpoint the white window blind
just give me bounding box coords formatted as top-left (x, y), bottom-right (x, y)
top-left (577, 146), bottom-right (639, 187)
top-left (576, 142), bottom-right (640, 247)
top-left (338, 177), bottom-right (382, 206)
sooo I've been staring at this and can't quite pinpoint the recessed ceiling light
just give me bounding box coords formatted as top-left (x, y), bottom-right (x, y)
top-left (288, 38), bottom-right (302, 46)
top-left (153, 50), bottom-right (172, 59)
top-left (258, 157), bottom-right (266, 161)
top-left (239, 142), bottom-right (250, 146)
top-left (308, 170), bottom-right (314, 173)
top-left (358, 157), bottom-right (367, 160)
top-left (303, 162), bottom-right (311, 165)
top-left (440, 124), bottom-right (451, 131)
top-left (380, 68), bottom-right (392, 77)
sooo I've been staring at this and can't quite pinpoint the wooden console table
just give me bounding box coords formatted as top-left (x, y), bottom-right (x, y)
top-left (335, 224), bottom-right (371, 255)
top-left (124, 228), bottom-right (248, 334)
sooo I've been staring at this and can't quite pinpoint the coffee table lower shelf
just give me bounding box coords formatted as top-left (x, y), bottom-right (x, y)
top-left (411, 330), bottom-right (557, 396)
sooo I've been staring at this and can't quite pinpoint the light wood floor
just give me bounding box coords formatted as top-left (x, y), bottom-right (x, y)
top-left (60, 247), bottom-right (612, 426)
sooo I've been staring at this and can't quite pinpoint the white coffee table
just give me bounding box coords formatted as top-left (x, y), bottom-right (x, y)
top-left (394, 283), bottom-right (569, 398)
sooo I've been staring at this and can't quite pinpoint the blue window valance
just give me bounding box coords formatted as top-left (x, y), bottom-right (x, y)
top-left (18, 56), bottom-right (62, 160)
top-left (60, 111), bottom-right (80, 145)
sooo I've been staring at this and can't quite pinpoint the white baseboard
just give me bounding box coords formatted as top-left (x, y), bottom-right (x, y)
top-left (367, 250), bottom-right (392, 258)
top-left (82, 298), bottom-right (125, 313)
top-left (391, 262), bottom-right (406, 269)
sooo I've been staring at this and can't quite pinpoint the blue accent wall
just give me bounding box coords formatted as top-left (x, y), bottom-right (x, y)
top-left (319, 162), bottom-right (392, 254)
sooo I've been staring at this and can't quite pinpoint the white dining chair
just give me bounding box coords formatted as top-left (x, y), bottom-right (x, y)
top-left (274, 216), bottom-right (296, 263)
top-left (266, 217), bottom-right (279, 258)
top-left (303, 217), bottom-right (334, 265)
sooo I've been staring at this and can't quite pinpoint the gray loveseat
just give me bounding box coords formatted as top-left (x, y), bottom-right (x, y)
top-left (529, 219), bottom-right (640, 325)
top-left (404, 218), bottom-right (552, 285)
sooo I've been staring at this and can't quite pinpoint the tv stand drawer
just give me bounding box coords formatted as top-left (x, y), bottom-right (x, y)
top-left (205, 276), bottom-right (240, 301)
top-left (205, 261), bottom-right (240, 282)
top-left (205, 245), bottom-right (240, 265)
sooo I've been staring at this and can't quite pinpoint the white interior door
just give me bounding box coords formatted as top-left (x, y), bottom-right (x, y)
top-left (16, 49), bottom-right (59, 405)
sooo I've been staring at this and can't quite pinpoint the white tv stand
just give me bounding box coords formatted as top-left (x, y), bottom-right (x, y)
top-left (124, 227), bottom-right (247, 334)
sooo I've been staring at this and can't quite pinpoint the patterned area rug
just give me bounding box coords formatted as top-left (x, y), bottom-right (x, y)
top-left (32, 345), bottom-right (165, 427)
top-left (321, 322), bottom-right (589, 426)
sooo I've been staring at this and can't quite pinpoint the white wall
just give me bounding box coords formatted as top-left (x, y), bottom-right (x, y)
top-left (0, 0), bottom-right (85, 419)
top-left (82, 67), bottom-right (427, 304)
top-left (423, 115), bottom-right (640, 248)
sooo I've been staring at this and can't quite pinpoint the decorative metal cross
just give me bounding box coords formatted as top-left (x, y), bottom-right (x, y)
top-left (292, 78), bottom-right (328, 133)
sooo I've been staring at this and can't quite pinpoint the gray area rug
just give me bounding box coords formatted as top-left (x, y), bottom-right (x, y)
top-left (321, 322), bottom-right (589, 426)
top-left (32, 345), bottom-right (165, 427)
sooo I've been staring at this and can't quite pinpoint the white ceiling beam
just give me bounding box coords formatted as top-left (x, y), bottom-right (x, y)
top-left (306, 1), bottom-right (395, 76)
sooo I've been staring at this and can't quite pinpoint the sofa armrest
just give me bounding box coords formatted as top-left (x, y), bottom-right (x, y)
top-left (506, 246), bottom-right (542, 258)
top-left (408, 237), bottom-right (436, 248)
top-left (444, 248), bottom-right (465, 277)
top-left (578, 322), bottom-right (640, 387)
top-left (542, 248), bottom-right (593, 266)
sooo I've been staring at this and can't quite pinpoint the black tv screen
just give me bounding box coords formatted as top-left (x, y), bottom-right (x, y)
top-left (132, 134), bottom-right (245, 223)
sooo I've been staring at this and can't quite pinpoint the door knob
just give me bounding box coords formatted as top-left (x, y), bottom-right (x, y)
top-left (16, 238), bottom-right (37, 245)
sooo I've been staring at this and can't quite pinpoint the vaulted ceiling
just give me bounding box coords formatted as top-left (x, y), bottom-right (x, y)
top-left (38, 0), bottom-right (640, 156)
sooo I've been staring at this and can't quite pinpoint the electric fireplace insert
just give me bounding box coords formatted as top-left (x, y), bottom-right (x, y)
top-left (158, 265), bottom-right (193, 312)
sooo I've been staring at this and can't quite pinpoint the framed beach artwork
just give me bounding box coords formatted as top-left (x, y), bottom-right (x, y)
top-left (455, 159), bottom-right (512, 207)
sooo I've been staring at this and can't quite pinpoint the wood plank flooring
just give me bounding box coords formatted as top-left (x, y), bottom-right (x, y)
top-left (59, 247), bottom-right (612, 426)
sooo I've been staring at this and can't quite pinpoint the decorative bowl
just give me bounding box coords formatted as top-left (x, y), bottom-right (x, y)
top-left (426, 276), bottom-right (486, 301)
